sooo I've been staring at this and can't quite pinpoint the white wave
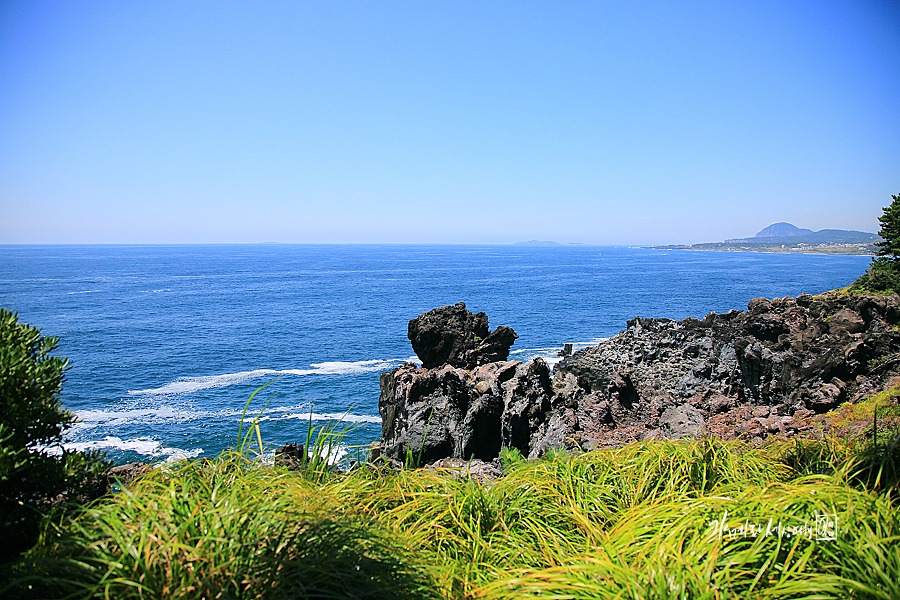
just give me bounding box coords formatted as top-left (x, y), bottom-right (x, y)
top-left (128, 358), bottom-right (417, 396)
top-left (280, 412), bottom-right (381, 424)
top-left (257, 404), bottom-right (381, 423)
top-left (509, 346), bottom-right (563, 355)
top-left (301, 442), bottom-right (350, 465)
top-left (72, 405), bottom-right (197, 430)
top-left (509, 340), bottom-right (605, 357)
top-left (54, 436), bottom-right (203, 462)
top-left (320, 443), bottom-right (349, 464)
top-left (281, 359), bottom-right (397, 376)
top-left (72, 403), bottom-right (381, 431)
top-left (264, 443), bottom-right (350, 465)
top-left (128, 369), bottom-right (281, 395)
top-left (67, 290), bottom-right (101, 295)
top-left (510, 339), bottom-right (606, 369)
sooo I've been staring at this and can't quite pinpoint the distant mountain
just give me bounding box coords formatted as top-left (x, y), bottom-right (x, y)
top-left (754, 223), bottom-right (814, 237)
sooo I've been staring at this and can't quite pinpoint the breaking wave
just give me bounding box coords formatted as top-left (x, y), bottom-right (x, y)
top-left (127, 357), bottom-right (420, 396)
top-left (509, 338), bottom-right (605, 367)
top-left (50, 436), bottom-right (204, 462)
top-left (72, 403), bottom-right (381, 432)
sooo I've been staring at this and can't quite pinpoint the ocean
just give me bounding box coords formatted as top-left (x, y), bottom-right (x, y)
top-left (0, 244), bottom-right (871, 464)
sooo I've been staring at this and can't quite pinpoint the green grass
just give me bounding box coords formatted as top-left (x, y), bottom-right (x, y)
top-left (2, 452), bottom-right (434, 600)
top-left (3, 435), bottom-right (898, 600)
top-left (829, 385), bottom-right (900, 427)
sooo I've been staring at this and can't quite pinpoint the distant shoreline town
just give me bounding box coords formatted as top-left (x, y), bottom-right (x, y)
top-left (652, 222), bottom-right (877, 255)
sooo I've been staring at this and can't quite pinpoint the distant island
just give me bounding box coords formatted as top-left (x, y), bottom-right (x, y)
top-left (513, 240), bottom-right (564, 246)
top-left (654, 222), bottom-right (878, 255)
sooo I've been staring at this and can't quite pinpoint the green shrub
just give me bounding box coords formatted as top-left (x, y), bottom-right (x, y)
top-left (499, 445), bottom-right (525, 473)
top-left (851, 257), bottom-right (900, 295)
top-left (852, 193), bottom-right (900, 294)
top-left (0, 309), bottom-right (109, 564)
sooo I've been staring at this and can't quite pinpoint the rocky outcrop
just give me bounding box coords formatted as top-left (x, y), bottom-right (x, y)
top-left (407, 302), bottom-right (518, 369)
top-left (273, 443), bottom-right (306, 470)
top-left (553, 292), bottom-right (900, 447)
top-left (376, 358), bottom-right (559, 464)
top-left (377, 292), bottom-right (900, 465)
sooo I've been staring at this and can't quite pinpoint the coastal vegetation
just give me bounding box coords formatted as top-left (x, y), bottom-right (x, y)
top-left (0, 309), bottom-right (110, 565)
top-left (655, 228), bottom-right (878, 255)
top-left (1, 425), bottom-right (897, 599)
top-left (655, 214), bottom-right (885, 255)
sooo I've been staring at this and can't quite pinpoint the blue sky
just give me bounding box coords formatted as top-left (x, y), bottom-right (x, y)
top-left (1, 1), bottom-right (898, 245)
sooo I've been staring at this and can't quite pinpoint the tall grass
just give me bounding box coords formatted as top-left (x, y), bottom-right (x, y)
top-left (330, 439), bottom-right (898, 599)
top-left (2, 453), bottom-right (434, 599)
top-left (3, 433), bottom-right (898, 599)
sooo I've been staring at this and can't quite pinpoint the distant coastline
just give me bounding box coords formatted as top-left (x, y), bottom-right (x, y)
top-left (651, 243), bottom-right (874, 256)
top-left (653, 223), bottom-right (877, 255)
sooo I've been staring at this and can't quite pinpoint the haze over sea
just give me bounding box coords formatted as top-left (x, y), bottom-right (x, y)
top-left (0, 244), bottom-right (870, 463)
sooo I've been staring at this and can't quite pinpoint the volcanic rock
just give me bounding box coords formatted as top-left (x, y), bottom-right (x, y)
top-left (424, 457), bottom-right (503, 483)
top-left (659, 404), bottom-right (706, 438)
top-left (106, 462), bottom-right (150, 489)
top-left (407, 302), bottom-right (518, 369)
top-left (554, 291), bottom-right (900, 447)
top-left (378, 358), bottom-right (558, 465)
top-left (274, 442), bottom-right (306, 469)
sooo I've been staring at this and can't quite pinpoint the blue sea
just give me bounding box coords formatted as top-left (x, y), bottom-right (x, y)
top-left (0, 244), bottom-right (870, 464)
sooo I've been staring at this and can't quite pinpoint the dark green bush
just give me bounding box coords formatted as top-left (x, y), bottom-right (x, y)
top-left (0, 309), bottom-right (109, 565)
top-left (853, 193), bottom-right (900, 294)
top-left (851, 257), bottom-right (900, 294)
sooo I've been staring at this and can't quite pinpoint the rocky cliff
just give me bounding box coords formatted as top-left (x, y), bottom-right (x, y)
top-left (375, 293), bottom-right (900, 466)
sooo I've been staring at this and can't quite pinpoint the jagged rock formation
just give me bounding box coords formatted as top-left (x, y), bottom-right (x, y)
top-left (376, 293), bottom-right (900, 465)
top-left (376, 358), bottom-right (559, 464)
top-left (407, 302), bottom-right (518, 369)
top-left (106, 463), bottom-right (150, 489)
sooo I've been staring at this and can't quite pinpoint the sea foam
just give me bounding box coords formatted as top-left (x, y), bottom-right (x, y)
top-left (53, 436), bottom-right (204, 462)
top-left (509, 339), bottom-right (602, 368)
top-left (72, 403), bottom-right (381, 431)
top-left (127, 357), bottom-right (420, 396)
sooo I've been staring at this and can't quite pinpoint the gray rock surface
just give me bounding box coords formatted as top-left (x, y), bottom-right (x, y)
top-left (659, 404), bottom-right (706, 438)
top-left (424, 458), bottom-right (503, 483)
top-left (556, 293), bottom-right (900, 410)
top-left (378, 358), bottom-right (558, 465)
top-left (106, 462), bottom-right (150, 488)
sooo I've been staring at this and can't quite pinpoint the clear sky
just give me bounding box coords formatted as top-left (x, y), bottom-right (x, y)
top-left (1, 1), bottom-right (898, 245)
